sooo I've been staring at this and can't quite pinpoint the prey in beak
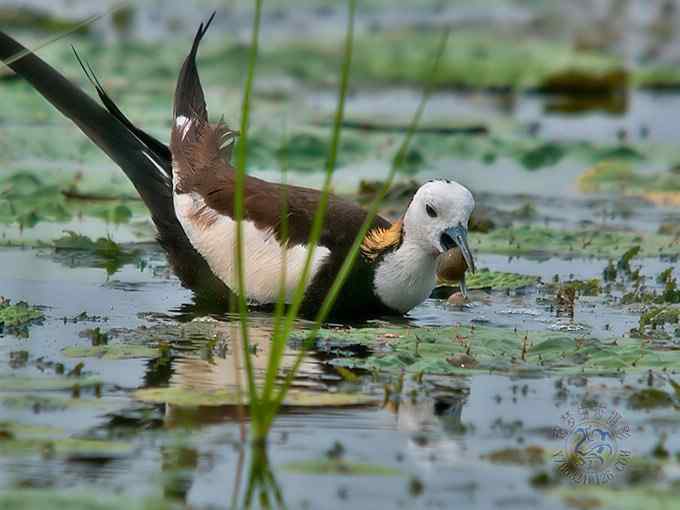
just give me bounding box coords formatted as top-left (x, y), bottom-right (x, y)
top-left (437, 224), bottom-right (476, 298)
top-left (441, 224), bottom-right (475, 273)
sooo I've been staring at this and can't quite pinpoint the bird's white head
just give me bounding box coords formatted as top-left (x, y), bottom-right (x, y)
top-left (402, 179), bottom-right (476, 268)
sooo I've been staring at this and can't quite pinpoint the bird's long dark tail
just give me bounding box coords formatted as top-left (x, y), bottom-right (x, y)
top-left (0, 27), bottom-right (229, 301)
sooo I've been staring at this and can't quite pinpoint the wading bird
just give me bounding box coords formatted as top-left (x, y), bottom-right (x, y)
top-left (0, 15), bottom-right (475, 319)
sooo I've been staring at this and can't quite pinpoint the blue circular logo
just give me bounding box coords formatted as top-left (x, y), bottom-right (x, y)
top-left (553, 405), bottom-right (631, 484)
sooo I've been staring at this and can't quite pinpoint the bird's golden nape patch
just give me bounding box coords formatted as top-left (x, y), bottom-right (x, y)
top-left (361, 220), bottom-right (404, 260)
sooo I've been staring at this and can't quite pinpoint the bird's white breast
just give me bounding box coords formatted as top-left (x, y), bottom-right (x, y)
top-left (373, 242), bottom-right (437, 313)
top-left (173, 190), bottom-right (330, 304)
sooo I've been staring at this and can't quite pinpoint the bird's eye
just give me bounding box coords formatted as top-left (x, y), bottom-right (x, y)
top-left (425, 204), bottom-right (437, 218)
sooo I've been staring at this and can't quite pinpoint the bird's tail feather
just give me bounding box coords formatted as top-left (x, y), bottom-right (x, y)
top-left (0, 28), bottom-right (230, 301)
top-left (173, 12), bottom-right (215, 123)
top-left (0, 31), bottom-right (172, 217)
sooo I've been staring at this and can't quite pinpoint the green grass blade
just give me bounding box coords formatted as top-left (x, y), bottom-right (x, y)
top-left (262, 126), bottom-right (291, 403)
top-left (232, 0), bottom-right (264, 427)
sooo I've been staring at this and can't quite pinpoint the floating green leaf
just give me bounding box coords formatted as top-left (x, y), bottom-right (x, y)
top-left (62, 344), bottom-right (160, 360)
top-left (1, 394), bottom-right (127, 413)
top-left (472, 226), bottom-right (680, 258)
top-left (0, 171), bottom-right (143, 233)
top-left (50, 231), bottom-right (141, 275)
top-left (482, 445), bottom-right (546, 465)
top-left (0, 299), bottom-right (43, 330)
top-left (554, 486), bottom-right (680, 510)
top-left (133, 387), bottom-right (376, 408)
top-left (518, 143), bottom-right (565, 170)
top-left (282, 458), bottom-right (401, 476)
top-left (0, 489), bottom-right (176, 510)
top-left (466, 269), bottom-right (537, 291)
top-left (580, 161), bottom-right (680, 195)
top-left (628, 388), bottom-right (675, 410)
top-left (0, 375), bottom-right (101, 391)
top-left (301, 325), bottom-right (680, 375)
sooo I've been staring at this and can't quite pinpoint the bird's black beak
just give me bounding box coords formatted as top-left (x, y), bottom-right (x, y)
top-left (441, 224), bottom-right (476, 274)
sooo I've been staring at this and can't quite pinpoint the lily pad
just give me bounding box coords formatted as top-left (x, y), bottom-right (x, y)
top-left (0, 489), bottom-right (176, 510)
top-left (580, 161), bottom-right (680, 201)
top-left (437, 269), bottom-right (538, 293)
top-left (482, 445), bottom-right (546, 465)
top-left (0, 375), bottom-right (101, 391)
top-left (282, 458), bottom-right (401, 476)
top-left (554, 486), bottom-right (680, 510)
top-left (0, 420), bottom-right (132, 458)
top-left (0, 171), bottom-right (143, 232)
top-left (0, 421), bottom-right (64, 441)
top-left (0, 298), bottom-right (43, 331)
top-left (133, 387), bottom-right (376, 408)
top-left (272, 130), bottom-right (369, 172)
top-left (472, 226), bottom-right (680, 258)
top-left (628, 388), bottom-right (675, 410)
top-left (1, 394), bottom-right (127, 413)
top-left (518, 143), bottom-right (565, 170)
top-left (0, 437), bottom-right (134, 458)
top-left (62, 344), bottom-right (160, 360)
top-left (49, 231), bottom-right (141, 275)
top-left (301, 325), bottom-right (680, 375)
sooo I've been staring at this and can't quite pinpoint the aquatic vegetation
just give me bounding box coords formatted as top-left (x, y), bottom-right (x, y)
top-left (621, 267), bottom-right (680, 305)
top-left (628, 388), bottom-right (675, 410)
top-left (549, 278), bottom-right (602, 297)
top-left (0, 170), bottom-right (142, 231)
top-left (617, 246), bottom-right (641, 274)
top-left (0, 434), bottom-right (133, 458)
top-left (302, 324), bottom-right (680, 375)
top-left (282, 458), bottom-right (401, 476)
top-left (0, 375), bottom-right (101, 391)
top-left (553, 486), bottom-right (680, 510)
top-left (518, 143), bottom-right (565, 171)
top-left (580, 161), bottom-right (680, 204)
top-left (274, 130), bottom-right (369, 172)
top-left (472, 226), bottom-right (680, 258)
top-left (6, 2), bottom-right (680, 508)
top-left (482, 445), bottom-right (546, 466)
top-left (334, 29), bottom-right (623, 91)
top-left (0, 298), bottom-right (43, 333)
top-left (0, 489), bottom-right (177, 510)
top-left (133, 387), bottom-right (376, 408)
top-left (1, 394), bottom-right (126, 412)
top-left (50, 231), bottom-right (141, 274)
top-left (465, 269), bottom-right (538, 291)
top-left (636, 306), bottom-right (680, 333)
top-left (414, 134), bottom-right (651, 173)
top-left (0, 6), bottom-right (91, 34)
top-left (62, 344), bottom-right (160, 360)
top-left (435, 269), bottom-right (538, 295)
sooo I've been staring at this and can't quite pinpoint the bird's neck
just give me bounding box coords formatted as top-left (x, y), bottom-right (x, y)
top-left (372, 239), bottom-right (438, 313)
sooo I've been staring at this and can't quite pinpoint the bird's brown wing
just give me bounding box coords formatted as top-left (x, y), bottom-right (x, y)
top-left (206, 171), bottom-right (391, 250)
top-left (170, 99), bottom-right (389, 250)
